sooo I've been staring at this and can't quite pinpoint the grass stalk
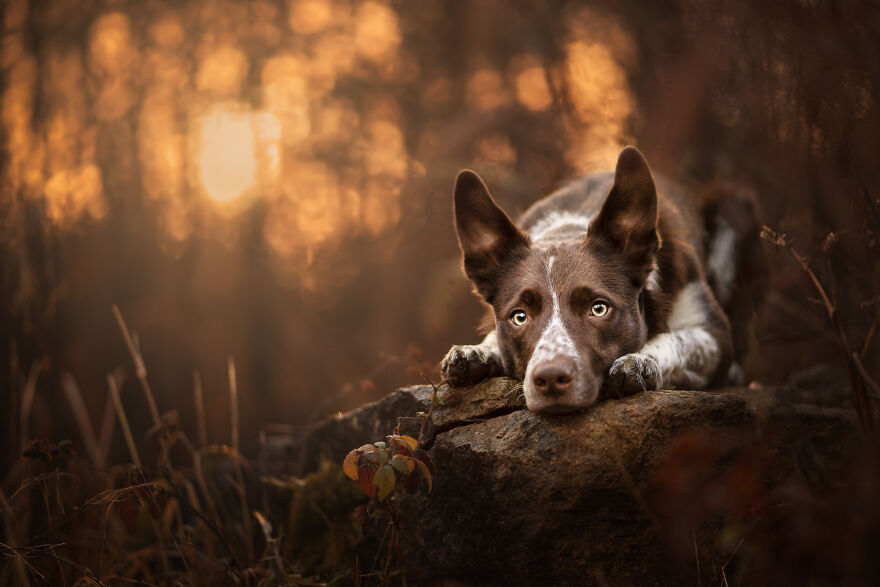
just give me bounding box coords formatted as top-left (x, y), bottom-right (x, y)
top-left (192, 370), bottom-right (207, 448)
top-left (60, 373), bottom-right (103, 468)
top-left (112, 305), bottom-right (161, 429)
top-left (19, 360), bottom-right (45, 456)
top-left (106, 374), bottom-right (141, 468)
top-left (97, 391), bottom-right (116, 468)
top-left (0, 489), bottom-right (30, 586)
top-left (227, 356), bottom-right (254, 562)
top-left (228, 357), bottom-right (239, 453)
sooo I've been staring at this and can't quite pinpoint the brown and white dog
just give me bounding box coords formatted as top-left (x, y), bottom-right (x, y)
top-left (441, 146), bottom-right (756, 414)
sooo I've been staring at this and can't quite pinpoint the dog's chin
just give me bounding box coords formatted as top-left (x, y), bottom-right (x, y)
top-left (532, 402), bottom-right (584, 415)
top-left (524, 387), bottom-right (600, 415)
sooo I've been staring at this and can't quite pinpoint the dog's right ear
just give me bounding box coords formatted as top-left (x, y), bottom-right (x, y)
top-left (454, 170), bottom-right (529, 304)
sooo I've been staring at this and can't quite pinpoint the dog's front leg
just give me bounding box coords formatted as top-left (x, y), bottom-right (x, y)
top-left (441, 330), bottom-right (505, 386)
top-left (606, 327), bottom-right (723, 396)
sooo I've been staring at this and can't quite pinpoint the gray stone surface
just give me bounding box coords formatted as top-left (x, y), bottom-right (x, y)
top-left (275, 378), bottom-right (859, 585)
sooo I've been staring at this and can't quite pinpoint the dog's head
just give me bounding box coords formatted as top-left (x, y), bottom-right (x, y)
top-left (454, 147), bottom-right (659, 413)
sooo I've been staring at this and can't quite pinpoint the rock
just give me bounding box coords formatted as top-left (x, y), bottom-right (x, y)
top-left (269, 377), bottom-right (523, 475)
top-left (275, 378), bottom-right (859, 585)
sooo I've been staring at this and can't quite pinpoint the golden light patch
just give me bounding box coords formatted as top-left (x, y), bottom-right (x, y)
top-left (150, 15), bottom-right (185, 48)
top-left (354, 1), bottom-right (401, 63)
top-left (362, 177), bottom-right (402, 235)
top-left (139, 89), bottom-right (185, 201)
top-left (196, 46), bottom-right (248, 96)
top-left (474, 133), bottom-right (517, 168)
top-left (44, 164), bottom-right (105, 226)
top-left (364, 120), bottom-right (406, 179)
top-left (510, 55), bottom-right (552, 111)
top-left (288, 0), bottom-right (333, 35)
top-left (2, 57), bottom-right (44, 194)
top-left (261, 54), bottom-right (311, 144)
top-left (142, 49), bottom-right (189, 90)
top-left (89, 12), bottom-right (138, 120)
top-left (466, 69), bottom-right (509, 111)
top-left (312, 99), bottom-right (359, 145)
top-left (89, 13), bottom-right (136, 75)
top-left (563, 40), bottom-right (633, 171)
top-left (43, 50), bottom-right (86, 175)
top-left (198, 104), bottom-right (257, 203)
top-left (313, 33), bottom-right (357, 76)
top-left (265, 159), bottom-right (348, 252)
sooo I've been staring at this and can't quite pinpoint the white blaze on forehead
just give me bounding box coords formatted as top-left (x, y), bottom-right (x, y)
top-left (529, 211), bottom-right (594, 241)
top-left (524, 255), bottom-right (582, 377)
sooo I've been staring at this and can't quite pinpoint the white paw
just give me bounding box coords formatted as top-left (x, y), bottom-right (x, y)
top-left (606, 353), bottom-right (663, 397)
top-left (441, 344), bottom-right (504, 386)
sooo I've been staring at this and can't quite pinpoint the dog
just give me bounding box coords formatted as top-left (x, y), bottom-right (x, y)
top-left (441, 146), bottom-right (760, 413)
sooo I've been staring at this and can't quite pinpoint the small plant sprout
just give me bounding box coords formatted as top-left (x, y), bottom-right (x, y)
top-left (342, 435), bottom-right (434, 502)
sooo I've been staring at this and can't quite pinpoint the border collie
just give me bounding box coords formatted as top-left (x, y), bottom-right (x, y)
top-left (441, 147), bottom-right (760, 414)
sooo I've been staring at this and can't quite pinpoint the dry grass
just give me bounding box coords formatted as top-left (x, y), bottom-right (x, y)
top-left (0, 307), bottom-right (364, 586)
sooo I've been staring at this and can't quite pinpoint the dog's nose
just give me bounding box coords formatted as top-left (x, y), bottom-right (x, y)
top-left (532, 359), bottom-right (575, 397)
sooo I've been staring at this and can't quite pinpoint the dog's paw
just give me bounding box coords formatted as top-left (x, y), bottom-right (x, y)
top-left (606, 353), bottom-right (663, 397)
top-left (441, 344), bottom-right (504, 386)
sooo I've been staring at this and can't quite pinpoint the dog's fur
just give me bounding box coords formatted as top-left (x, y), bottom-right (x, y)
top-left (441, 147), bottom-right (757, 414)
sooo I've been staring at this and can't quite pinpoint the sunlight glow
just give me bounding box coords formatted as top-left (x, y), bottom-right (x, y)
top-left (197, 104), bottom-right (280, 203)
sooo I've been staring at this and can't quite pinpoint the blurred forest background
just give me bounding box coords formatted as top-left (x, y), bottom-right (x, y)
top-left (2, 0), bottom-right (879, 477)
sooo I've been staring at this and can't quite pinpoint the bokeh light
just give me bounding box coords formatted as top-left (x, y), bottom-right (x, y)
top-left (197, 103), bottom-right (281, 204)
top-left (6, 0), bottom-right (872, 466)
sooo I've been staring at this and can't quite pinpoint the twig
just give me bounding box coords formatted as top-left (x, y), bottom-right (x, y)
top-left (721, 537), bottom-right (745, 587)
top-left (853, 353), bottom-right (880, 400)
top-left (381, 519), bottom-right (399, 586)
top-left (861, 185), bottom-right (880, 233)
top-left (369, 519), bottom-right (392, 576)
top-left (861, 317), bottom-right (877, 359)
top-left (418, 373), bottom-right (441, 447)
top-left (761, 227), bottom-right (877, 437)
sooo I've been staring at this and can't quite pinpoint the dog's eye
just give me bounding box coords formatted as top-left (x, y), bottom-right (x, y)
top-left (590, 302), bottom-right (609, 317)
top-left (510, 310), bottom-right (528, 326)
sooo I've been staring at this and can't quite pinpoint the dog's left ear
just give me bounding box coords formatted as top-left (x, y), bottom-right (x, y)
top-left (587, 146), bottom-right (659, 284)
